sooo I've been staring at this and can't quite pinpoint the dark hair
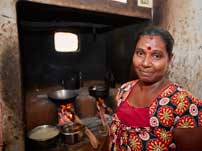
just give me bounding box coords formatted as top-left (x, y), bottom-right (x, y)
top-left (135, 26), bottom-right (174, 58)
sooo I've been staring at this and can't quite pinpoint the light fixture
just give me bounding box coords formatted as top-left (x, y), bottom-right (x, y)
top-left (54, 32), bottom-right (79, 52)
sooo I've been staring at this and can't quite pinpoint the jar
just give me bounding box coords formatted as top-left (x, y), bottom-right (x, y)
top-left (75, 95), bottom-right (97, 118)
top-left (25, 94), bottom-right (58, 132)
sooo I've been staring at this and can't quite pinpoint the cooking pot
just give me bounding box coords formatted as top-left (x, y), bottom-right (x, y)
top-left (27, 125), bottom-right (60, 148)
top-left (61, 123), bottom-right (85, 145)
top-left (48, 89), bottom-right (78, 105)
top-left (88, 85), bottom-right (109, 99)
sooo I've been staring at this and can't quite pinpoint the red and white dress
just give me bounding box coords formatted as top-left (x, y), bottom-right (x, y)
top-left (109, 80), bottom-right (202, 151)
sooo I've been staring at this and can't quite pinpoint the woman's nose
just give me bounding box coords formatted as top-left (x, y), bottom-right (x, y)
top-left (142, 55), bottom-right (152, 67)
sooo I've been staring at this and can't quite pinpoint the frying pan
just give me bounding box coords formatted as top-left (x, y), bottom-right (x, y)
top-left (88, 85), bottom-right (109, 99)
top-left (27, 124), bottom-right (60, 149)
top-left (48, 89), bottom-right (78, 105)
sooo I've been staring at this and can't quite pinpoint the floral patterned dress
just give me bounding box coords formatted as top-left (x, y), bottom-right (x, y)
top-left (109, 80), bottom-right (202, 151)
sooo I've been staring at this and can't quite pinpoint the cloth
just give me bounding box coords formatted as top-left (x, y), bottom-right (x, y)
top-left (116, 100), bottom-right (150, 127)
top-left (109, 80), bottom-right (202, 151)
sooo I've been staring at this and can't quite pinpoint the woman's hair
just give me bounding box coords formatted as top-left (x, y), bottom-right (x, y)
top-left (135, 26), bottom-right (174, 58)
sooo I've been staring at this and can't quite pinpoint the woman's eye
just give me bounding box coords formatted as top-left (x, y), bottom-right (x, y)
top-left (152, 54), bottom-right (161, 59)
top-left (136, 51), bottom-right (144, 57)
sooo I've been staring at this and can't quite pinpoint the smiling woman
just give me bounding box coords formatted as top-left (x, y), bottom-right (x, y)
top-left (109, 26), bottom-right (202, 151)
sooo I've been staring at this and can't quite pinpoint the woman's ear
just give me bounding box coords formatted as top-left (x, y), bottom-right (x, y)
top-left (169, 53), bottom-right (174, 65)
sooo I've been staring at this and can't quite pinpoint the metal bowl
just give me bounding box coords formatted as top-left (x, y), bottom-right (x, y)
top-left (48, 89), bottom-right (78, 104)
top-left (48, 89), bottom-right (78, 100)
top-left (61, 123), bottom-right (85, 145)
top-left (27, 125), bottom-right (60, 148)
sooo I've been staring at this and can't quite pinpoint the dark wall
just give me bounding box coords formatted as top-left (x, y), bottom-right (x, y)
top-left (20, 30), bottom-right (107, 86)
top-left (20, 24), bottom-right (150, 87)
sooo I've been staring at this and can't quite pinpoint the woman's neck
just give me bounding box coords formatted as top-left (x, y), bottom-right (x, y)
top-left (138, 77), bottom-right (171, 92)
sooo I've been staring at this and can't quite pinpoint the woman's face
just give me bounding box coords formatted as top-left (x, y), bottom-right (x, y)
top-left (133, 35), bottom-right (172, 83)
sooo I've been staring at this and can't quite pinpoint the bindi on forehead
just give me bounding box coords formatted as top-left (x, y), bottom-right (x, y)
top-left (147, 46), bottom-right (152, 51)
top-left (144, 35), bottom-right (155, 51)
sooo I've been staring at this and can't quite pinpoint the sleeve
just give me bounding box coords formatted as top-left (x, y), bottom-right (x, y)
top-left (115, 81), bottom-right (135, 107)
top-left (173, 90), bottom-right (202, 128)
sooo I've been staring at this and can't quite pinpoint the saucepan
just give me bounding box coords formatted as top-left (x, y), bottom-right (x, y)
top-left (60, 123), bottom-right (85, 145)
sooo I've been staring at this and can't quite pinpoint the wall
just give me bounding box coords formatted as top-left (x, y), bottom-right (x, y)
top-left (0, 0), bottom-right (24, 151)
top-left (26, 0), bottom-right (151, 19)
top-left (154, 0), bottom-right (202, 98)
top-left (20, 30), bottom-right (107, 86)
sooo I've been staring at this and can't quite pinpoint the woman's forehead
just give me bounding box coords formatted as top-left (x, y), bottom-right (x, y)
top-left (136, 35), bottom-right (166, 49)
top-left (138, 35), bottom-right (164, 42)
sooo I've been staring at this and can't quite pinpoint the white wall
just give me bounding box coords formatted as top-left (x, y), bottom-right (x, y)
top-left (157, 0), bottom-right (202, 98)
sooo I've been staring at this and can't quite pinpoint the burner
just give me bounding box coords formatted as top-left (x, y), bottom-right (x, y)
top-left (58, 103), bottom-right (75, 126)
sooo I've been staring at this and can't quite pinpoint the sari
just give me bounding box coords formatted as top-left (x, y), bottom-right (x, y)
top-left (109, 80), bottom-right (202, 151)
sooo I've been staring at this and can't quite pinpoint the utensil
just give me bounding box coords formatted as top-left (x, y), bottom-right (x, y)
top-left (27, 125), bottom-right (60, 148)
top-left (48, 89), bottom-right (78, 105)
top-left (61, 123), bottom-right (85, 145)
top-left (88, 85), bottom-right (109, 99)
top-left (74, 115), bottom-right (100, 149)
top-left (96, 98), bottom-right (109, 134)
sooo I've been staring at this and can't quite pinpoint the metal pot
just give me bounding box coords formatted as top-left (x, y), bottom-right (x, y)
top-left (48, 89), bottom-right (78, 105)
top-left (61, 123), bottom-right (85, 145)
top-left (27, 125), bottom-right (60, 148)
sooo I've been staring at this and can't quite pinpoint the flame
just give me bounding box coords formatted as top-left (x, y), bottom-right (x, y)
top-left (58, 103), bottom-right (74, 126)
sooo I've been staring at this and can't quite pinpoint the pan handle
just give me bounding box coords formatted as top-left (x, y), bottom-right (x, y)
top-left (74, 115), bottom-right (100, 149)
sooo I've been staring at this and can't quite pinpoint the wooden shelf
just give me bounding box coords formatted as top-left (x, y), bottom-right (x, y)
top-left (20, 0), bottom-right (152, 19)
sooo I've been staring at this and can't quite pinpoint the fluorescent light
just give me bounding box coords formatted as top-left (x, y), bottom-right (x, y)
top-left (54, 32), bottom-right (79, 52)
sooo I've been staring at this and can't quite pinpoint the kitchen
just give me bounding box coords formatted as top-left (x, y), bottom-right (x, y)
top-left (1, 0), bottom-right (202, 151)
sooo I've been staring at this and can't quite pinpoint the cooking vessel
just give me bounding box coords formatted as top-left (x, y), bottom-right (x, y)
top-left (61, 123), bottom-right (85, 145)
top-left (48, 89), bottom-right (78, 105)
top-left (88, 85), bottom-right (109, 99)
top-left (27, 125), bottom-right (60, 148)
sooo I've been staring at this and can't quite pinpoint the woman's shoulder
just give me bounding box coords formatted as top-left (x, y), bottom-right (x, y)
top-left (119, 80), bottom-right (138, 90)
top-left (115, 80), bottom-right (138, 105)
top-left (164, 82), bottom-right (202, 106)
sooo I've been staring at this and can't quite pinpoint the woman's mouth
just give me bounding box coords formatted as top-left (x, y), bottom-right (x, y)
top-left (138, 70), bottom-right (154, 78)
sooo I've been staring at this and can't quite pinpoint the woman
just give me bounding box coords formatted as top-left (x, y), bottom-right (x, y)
top-left (109, 26), bottom-right (202, 151)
